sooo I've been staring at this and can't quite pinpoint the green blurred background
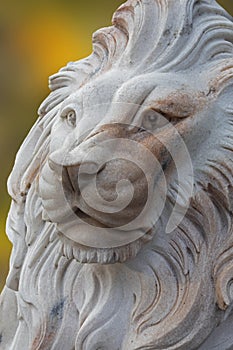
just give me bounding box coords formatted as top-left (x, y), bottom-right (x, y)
top-left (0, 0), bottom-right (232, 291)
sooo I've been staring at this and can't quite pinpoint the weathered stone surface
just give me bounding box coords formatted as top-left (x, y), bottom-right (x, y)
top-left (1, 0), bottom-right (233, 349)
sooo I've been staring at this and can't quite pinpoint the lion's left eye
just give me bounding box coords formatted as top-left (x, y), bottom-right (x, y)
top-left (67, 111), bottom-right (77, 127)
top-left (61, 109), bottom-right (77, 128)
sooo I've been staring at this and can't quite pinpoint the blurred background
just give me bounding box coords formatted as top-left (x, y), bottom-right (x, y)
top-left (0, 0), bottom-right (232, 291)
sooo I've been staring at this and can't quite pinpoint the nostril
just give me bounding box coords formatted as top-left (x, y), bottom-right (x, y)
top-left (97, 163), bottom-right (106, 175)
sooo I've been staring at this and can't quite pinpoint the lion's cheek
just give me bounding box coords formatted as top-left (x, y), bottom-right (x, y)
top-left (39, 163), bottom-right (73, 224)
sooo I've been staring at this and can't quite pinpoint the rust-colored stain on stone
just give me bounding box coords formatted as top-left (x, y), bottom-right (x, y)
top-left (154, 90), bottom-right (208, 119)
top-left (32, 329), bottom-right (56, 350)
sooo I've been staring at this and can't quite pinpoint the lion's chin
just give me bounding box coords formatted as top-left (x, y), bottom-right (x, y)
top-left (58, 230), bottom-right (153, 264)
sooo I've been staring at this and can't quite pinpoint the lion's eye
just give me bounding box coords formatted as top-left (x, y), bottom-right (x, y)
top-left (67, 111), bottom-right (76, 127)
top-left (61, 109), bottom-right (77, 128)
top-left (142, 110), bottom-right (169, 131)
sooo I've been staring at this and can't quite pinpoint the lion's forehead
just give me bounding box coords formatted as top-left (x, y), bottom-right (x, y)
top-left (63, 70), bottom-right (208, 118)
top-left (64, 70), bottom-right (126, 110)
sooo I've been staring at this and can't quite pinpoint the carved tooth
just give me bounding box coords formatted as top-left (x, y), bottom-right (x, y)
top-left (63, 244), bottom-right (69, 258)
top-left (79, 250), bottom-right (88, 263)
top-left (72, 246), bottom-right (80, 262)
top-left (72, 247), bottom-right (77, 261)
top-left (113, 251), bottom-right (119, 262)
top-left (57, 242), bottom-right (64, 256)
top-left (66, 244), bottom-right (74, 259)
top-left (86, 249), bottom-right (97, 263)
top-left (67, 245), bottom-right (73, 259)
top-left (102, 251), bottom-right (109, 264)
top-left (92, 250), bottom-right (97, 262)
top-left (86, 249), bottom-right (91, 262)
top-left (120, 249), bottom-right (126, 263)
top-left (108, 251), bottom-right (115, 264)
top-left (63, 244), bottom-right (68, 258)
top-left (97, 250), bottom-right (103, 264)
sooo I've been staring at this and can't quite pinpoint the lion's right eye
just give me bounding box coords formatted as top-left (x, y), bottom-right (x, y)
top-left (61, 109), bottom-right (77, 128)
top-left (142, 109), bottom-right (169, 131)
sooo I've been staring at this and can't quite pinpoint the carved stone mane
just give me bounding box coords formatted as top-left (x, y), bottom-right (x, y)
top-left (1, 0), bottom-right (233, 349)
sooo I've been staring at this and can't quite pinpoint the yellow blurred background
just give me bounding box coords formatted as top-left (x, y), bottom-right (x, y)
top-left (0, 0), bottom-right (233, 291)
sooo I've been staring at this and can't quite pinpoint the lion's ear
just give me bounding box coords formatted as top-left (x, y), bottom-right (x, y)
top-left (214, 244), bottom-right (233, 311)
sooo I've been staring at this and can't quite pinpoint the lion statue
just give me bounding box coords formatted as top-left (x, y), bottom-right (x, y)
top-left (1, 0), bottom-right (233, 349)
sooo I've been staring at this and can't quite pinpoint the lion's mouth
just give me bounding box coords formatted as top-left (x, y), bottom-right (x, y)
top-left (58, 226), bottom-right (153, 264)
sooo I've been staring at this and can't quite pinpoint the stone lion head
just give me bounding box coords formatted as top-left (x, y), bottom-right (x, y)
top-left (2, 0), bottom-right (233, 349)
